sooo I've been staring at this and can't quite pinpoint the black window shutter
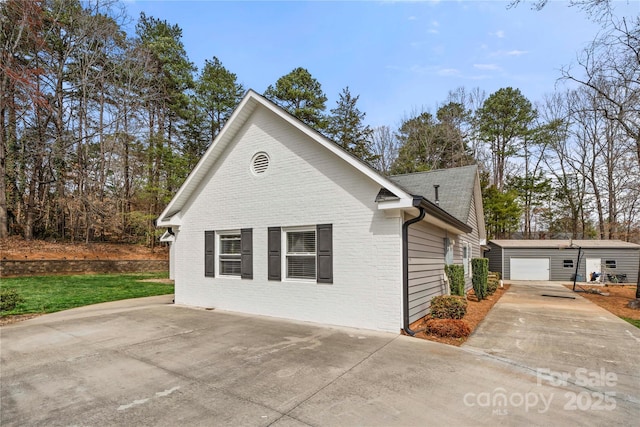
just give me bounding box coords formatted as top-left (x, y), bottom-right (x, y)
top-left (241, 228), bottom-right (253, 279)
top-left (268, 227), bottom-right (281, 281)
top-left (205, 230), bottom-right (215, 277)
top-left (316, 224), bottom-right (333, 284)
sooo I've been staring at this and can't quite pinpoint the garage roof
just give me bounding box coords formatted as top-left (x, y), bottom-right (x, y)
top-left (490, 239), bottom-right (640, 249)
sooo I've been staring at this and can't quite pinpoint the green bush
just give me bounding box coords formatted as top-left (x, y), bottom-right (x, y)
top-left (487, 271), bottom-right (500, 295)
top-left (430, 295), bottom-right (468, 319)
top-left (0, 288), bottom-right (25, 313)
top-left (486, 279), bottom-right (498, 295)
top-left (444, 264), bottom-right (465, 296)
top-left (472, 258), bottom-right (489, 300)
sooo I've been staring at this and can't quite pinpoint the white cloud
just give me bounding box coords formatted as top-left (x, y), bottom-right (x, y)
top-left (473, 63), bottom-right (501, 71)
top-left (493, 30), bottom-right (505, 38)
top-left (438, 68), bottom-right (460, 77)
top-left (428, 28), bottom-right (439, 34)
top-left (490, 49), bottom-right (528, 57)
top-left (408, 16), bottom-right (417, 21)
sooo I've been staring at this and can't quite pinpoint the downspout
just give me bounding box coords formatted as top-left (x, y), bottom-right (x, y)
top-left (402, 206), bottom-right (426, 336)
top-left (167, 227), bottom-right (175, 236)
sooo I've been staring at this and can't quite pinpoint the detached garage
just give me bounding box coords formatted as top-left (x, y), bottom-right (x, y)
top-left (486, 240), bottom-right (640, 283)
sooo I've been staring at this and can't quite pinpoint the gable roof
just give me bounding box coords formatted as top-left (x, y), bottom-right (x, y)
top-left (156, 89), bottom-right (473, 235)
top-left (157, 90), bottom-right (413, 226)
top-left (490, 239), bottom-right (640, 249)
top-left (389, 165), bottom-right (478, 224)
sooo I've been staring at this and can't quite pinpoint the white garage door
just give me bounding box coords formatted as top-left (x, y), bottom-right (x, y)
top-left (510, 258), bottom-right (550, 280)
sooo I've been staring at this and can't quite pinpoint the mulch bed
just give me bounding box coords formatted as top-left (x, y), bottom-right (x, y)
top-left (564, 284), bottom-right (639, 320)
top-left (412, 285), bottom-right (511, 346)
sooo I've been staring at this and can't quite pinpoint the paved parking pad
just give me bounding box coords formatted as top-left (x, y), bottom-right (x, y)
top-left (1, 293), bottom-right (639, 426)
top-left (465, 281), bottom-right (640, 416)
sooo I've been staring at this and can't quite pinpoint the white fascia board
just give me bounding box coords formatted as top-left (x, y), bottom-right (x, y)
top-left (377, 198), bottom-right (416, 210)
top-left (156, 212), bottom-right (182, 228)
top-left (473, 172), bottom-right (487, 240)
top-left (157, 93), bottom-right (259, 224)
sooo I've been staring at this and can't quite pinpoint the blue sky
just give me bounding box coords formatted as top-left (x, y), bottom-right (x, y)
top-left (123, 0), bottom-right (638, 127)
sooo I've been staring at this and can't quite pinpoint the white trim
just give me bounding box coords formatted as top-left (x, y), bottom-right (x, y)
top-left (159, 230), bottom-right (175, 242)
top-left (462, 241), bottom-right (472, 278)
top-left (282, 226), bottom-right (317, 282)
top-left (217, 230), bottom-right (242, 278)
top-left (250, 151), bottom-right (270, 176)
top-left (377, 199), bottom-right (416, 210)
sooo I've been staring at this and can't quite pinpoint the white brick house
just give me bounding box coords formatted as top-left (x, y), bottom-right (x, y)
top-left (157, 90), bottom-right (486, 333)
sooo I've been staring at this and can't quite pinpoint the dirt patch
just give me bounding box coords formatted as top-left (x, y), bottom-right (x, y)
top-left (565, 284), bottom-right (640, 320)
top-left (0, 236), bottom-right (168, 261)
top-left (411, 285), bottom-right (511, 346)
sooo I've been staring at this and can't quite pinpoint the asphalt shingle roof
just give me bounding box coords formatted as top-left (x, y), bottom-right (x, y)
top-left (490, 239), bottom-right (640, 249)
top-left (389, 164), bottom-right (478, 223)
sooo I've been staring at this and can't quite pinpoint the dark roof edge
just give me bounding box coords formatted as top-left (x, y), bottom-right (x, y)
top-left (390, 163), bottom-right (478, 178)
top-left (412, 196), bottom-right (473, 234)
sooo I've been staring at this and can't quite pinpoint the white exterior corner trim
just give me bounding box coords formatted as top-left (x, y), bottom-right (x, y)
top-left (159, 230), bottom-right (175, 242)
top-left (157, 89), bottom-right (412, 224)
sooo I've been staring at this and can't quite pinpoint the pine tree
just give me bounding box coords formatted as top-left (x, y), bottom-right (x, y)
top-left (195, 56), bottom-right (244, 143)
top-left (326, 87), bottom-right (376, 163)
top-left (264, 67), bottom-right (327, 130)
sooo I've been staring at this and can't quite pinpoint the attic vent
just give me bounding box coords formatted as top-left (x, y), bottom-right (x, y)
top-left (251, 152), bottom-right (270, 175)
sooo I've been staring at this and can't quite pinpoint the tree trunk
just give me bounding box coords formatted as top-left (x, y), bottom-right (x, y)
top-left (636, 256), bottom-right (640, 299)
top-left (0, 103), bottom-right (7, 239)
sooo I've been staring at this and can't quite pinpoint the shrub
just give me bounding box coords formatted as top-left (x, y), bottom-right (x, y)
top-left (424, 318), bottom-right (471, 338)
top-left (487, 271), bottom-right (500, 295)
top-left (486, 279), bottom-right (498, 295)
top-left (444, 264), bottom-right (465, 296)
top-left (0, 288), bottom-right (25, 313)
top-left (430, 295), bottom-right (468, 319)
top-left (471, 258), bottom-right (489, 300)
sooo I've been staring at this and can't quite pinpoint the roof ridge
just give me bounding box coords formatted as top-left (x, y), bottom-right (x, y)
top-left (389, 164), bottom-right (478, 178)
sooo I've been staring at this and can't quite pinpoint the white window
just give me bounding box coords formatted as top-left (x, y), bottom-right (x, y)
top-left (444, 238), bottom-right (454, 265)
top-left (218, 232), bottom-right (241, 276)
top-left (284, 228), bottom-right (316, 280)
top-left (462, 242), bottom-right (472, 277)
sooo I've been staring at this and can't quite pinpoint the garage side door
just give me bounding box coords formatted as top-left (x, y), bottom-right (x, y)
top-left (510, 258), bottom-right (550, 280)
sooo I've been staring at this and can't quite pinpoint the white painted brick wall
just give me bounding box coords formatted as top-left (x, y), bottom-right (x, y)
top-left (172, 107), bottom-right (403, 332)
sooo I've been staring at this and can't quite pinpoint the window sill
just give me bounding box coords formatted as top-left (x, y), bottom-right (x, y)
top-left (282, 278), bottom-right (317, 284)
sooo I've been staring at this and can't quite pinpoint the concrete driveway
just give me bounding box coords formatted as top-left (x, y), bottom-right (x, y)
top-left (1, 286), bottom-right (639, 426)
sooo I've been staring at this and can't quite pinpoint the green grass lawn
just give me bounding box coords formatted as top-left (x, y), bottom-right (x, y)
top-left (1, 273), bottom-right (173, 316)
top-left (621, 317), bottom-right (640, 328)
